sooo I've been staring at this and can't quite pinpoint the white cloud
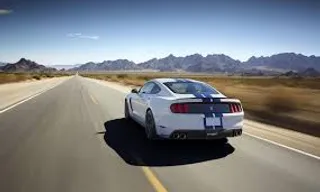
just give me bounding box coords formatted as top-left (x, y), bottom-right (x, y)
top-left (67, 33), bottom-right (99, 40)
top-left (0, 9), bottom-right (13, 15)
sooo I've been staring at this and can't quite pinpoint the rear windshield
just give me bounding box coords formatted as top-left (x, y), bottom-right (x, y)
top-left (164, 82), bottom-right (219, 94)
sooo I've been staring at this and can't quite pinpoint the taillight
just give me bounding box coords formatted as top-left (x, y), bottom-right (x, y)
top-left (170, 103), bottom-right (189, 113)
top-left (229, 103), bottom-right (242, 113)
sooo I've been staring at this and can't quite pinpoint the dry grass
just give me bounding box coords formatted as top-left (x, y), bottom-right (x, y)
top-left (264, 88), bottom-right (299, 113)
top-left (0, 72), bottom-right (71, 84)
top-left (82, 72), bottom-right (320, 137)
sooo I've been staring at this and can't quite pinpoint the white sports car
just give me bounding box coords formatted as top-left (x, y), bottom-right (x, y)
top-left (125, 78), bottom-right (244, 140)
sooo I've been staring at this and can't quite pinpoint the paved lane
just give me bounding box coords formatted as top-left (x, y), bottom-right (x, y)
top-left (0, 76), bottom-right (154, 192)
top-left (0, 77), bottom-right (69, 111)
top-left (0, 76), bottom-right (319, 192)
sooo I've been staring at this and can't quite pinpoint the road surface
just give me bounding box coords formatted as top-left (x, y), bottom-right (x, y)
top-left (0, 77), bottom-right (69, 111)
top-left (0, 76), bottom-right (319, 192)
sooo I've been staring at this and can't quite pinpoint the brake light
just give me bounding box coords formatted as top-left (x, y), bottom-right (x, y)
top-left (170, 103), bottom-right (189, 113)
top-left (231, 104), bottom-right (235, 113)
top-left (229, 103), bottom-right (242, 113)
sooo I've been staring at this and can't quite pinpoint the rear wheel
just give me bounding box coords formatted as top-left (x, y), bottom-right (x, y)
top-left (124, 99), bottom-right (131, 121)
top-left (145, 109), bottom-right (157, 140)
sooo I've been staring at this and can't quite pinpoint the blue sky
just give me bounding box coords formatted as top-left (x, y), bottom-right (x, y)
top-left (1, 0), bottom-right (319, 65)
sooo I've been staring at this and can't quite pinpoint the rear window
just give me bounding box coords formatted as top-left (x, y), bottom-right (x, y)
top-left (164, 82), bottom-right (219, 94)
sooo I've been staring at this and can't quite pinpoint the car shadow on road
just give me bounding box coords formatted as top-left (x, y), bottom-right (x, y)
top-left (101, 118), bottom-right (235, 167)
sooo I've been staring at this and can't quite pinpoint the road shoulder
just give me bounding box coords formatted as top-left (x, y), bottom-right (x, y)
top-left (0, 77), bottom-right (70, 112)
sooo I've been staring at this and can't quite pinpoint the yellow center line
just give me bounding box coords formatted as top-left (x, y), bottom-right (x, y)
top-left (141, 166), bottom-right (168, 192)
top-left (90, 94), bottom-right (98, 104)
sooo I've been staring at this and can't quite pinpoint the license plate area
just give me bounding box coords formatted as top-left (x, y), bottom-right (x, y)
top-left (205, 116), bottom-right (222, 127)
top-left (206, 132), bottom-right (218, 136)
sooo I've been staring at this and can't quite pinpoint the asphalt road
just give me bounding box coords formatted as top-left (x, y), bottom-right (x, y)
top-left (0, 76), bottom-right (319, 192)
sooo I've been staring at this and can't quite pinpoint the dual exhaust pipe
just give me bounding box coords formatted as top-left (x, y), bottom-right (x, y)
top-left (172, 132), bottom-right (187, 140)
top-left (233, 129), bottom-right (242, 137)
top-left (172, 129), bottom-right (242, 139)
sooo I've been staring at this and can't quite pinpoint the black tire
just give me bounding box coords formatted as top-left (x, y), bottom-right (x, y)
top-left (124, 99), bottom-right (132, 121)
top-left (145, 109), bottom-right (157, 140)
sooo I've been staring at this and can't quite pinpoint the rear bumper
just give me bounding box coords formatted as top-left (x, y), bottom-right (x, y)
top-left (168, 129), bottom-right (242, 140)
top-left (155, 112), bottom-right (244, 136)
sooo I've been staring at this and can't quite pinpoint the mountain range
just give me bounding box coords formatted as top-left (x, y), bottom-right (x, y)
top-left (1, 53), bottom-right (319, 76)
top-left (51, 64), bottom-right (82, 70)
top-left (0, 58), bottom-right (56, 73)
top-left (70, 53), bottom-right (320, 75)
top-left (73, 59), bottom-right (139, 71)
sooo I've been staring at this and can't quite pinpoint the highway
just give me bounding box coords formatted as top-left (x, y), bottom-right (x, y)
top-left (0, 76), bottom-right (319, 192)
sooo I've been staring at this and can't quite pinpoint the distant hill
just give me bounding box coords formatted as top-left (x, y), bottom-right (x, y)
top-left (0, 58), bottom-right (56, 73)
top-left (138, 54), bottom-right (242, 73)
top-left (50, 64), bottom-right (82, 70)
top-left (281, 71), bottom-right (300, 77)
top-left (72, 59), bottom-right (140, 71)
top-left (243, 53), bottom-right (320, 72)
top-left (69, 52), bottom-right (320, 75)
top-left (280, 68), bottom-right (320, 78)
top-left (299, 67), bottom-right (320, 77)
top-left (0, 62), bottom-right (7, 67)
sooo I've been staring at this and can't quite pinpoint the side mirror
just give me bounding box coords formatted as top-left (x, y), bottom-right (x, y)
top-left (131, 88), bottom-right (139, 93)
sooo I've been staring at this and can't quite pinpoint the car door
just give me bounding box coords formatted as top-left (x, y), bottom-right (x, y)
top-left (138, 83), bottom-right (162, 122)
top-left (131, 82), bottom-right (155, 123)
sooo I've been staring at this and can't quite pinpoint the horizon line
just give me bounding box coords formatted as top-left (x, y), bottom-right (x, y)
top-left (2, 51), bottom-right (319, 66)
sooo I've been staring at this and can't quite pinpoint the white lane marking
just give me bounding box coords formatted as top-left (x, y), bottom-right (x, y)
top-left (90, 94), bottom-right (98, 104)
top-left (84, 77), bottom-right (320, 160)
top-left (243, 132), bottom-right (320, 160)
top-left (0, 80), bottom-right (66, 114)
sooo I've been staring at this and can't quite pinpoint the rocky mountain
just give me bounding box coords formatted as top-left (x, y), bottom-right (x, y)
top-left (280, 68), bottom-right (320, 77)
top-left (183, 54), bottom-right (242, 73)
top-left (281, 71), bottom-right (300, 77)
top-left (244, 53), bottom-right (320, 72)
top-left (72, 59), bottom-right (140, 71)
top-left (70, 52), bottom-right (320, 75)
top-left (299, 68), bottom-right (320, 77)
top-left (139, 54), bottom-right (184, 71)
top-left (0, 62), bottom-right (7, 67)
top-left (138, 54), bottom-right (242, 73)
top-left (51, 64), bottom-right (82, 70)
top-left (0, 58), bottom-right (56, 73)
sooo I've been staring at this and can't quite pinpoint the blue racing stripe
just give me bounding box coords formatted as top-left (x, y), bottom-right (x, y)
top-left (175, 78), bottom-right (193, 83)
top-left (182, 79), bottom-right (193, 83)
top-left (193, 92), bottom-right (204, 99)
top-left (215, 113), bottom-right (223, 117)
top-left (213, 98), bottom-right (222, 102)
top-left (175, 79), bottom-right (187, 83)
top-left (203, 92), bottom-right (213, 99)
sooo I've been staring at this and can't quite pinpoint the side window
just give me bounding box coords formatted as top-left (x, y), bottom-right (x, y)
top-left (140, 83), bottom-right (155, 94)
top-left (194, 83), bottom-right (202, 92)
top-left (150, 84), bottom-right (161, 94)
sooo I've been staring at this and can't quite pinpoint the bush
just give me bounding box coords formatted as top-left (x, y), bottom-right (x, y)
top-left (264, 88), bottom-right (299, 113)
top-left (32, 75), bottom-right (41, 80)
top-left (117, 74), bottom-right (128, 79)
top-left (44, 73), bottom-right (54, 78)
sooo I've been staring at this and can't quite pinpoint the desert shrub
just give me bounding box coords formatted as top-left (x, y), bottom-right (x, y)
top-left (264, 88), bottom-right (299, 113)
top-left (137, 75), bottom-right (151, 81)
top-left (116, 74), bottom-right (128, 79)
top-left (44, 73), bottom-right (54, 78)
top-left (32, 75), bottom-right (41, 80)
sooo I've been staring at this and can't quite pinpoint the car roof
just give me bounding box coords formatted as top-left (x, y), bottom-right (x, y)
top-left (153, 78), bottom-right (198, 84)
